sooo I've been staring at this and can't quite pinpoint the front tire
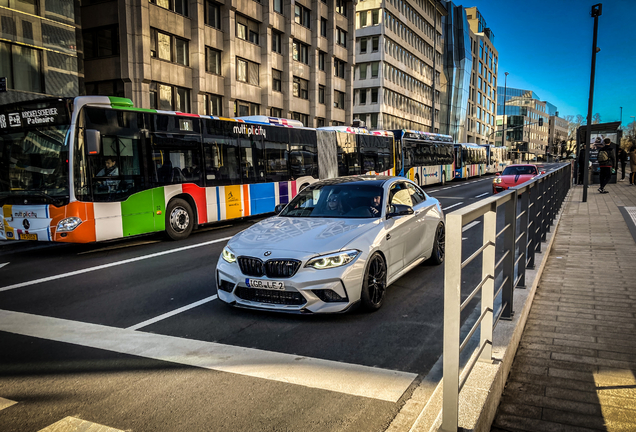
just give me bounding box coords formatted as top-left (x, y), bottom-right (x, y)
top-left (428, 222), bottom-right (445, 265)
top-left (361, 253), bottom-right (387, 312)
top-left (441, 171), bottom-right (446, 186)
top-left (166, 198), bottom-right (194, 240)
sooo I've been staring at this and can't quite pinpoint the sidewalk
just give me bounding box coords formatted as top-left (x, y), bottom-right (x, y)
top-left (491, 179), bottom-right (636, 431)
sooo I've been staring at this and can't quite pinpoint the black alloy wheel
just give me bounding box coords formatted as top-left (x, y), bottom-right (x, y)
top-left (361, 253), bottom-right (387, 311)
top-left (429, 222), bottom-right (445, 265)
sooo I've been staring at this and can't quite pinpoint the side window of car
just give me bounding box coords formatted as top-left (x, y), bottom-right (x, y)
top-left (389, 182), bottom-right (413, 207)
top-left (407, 183), bottom-right (426, 205)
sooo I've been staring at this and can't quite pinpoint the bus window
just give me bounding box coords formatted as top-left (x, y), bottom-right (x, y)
top-left (239, 135), bottom-right (264, 183)
top-left (203, 137), bottom-right (240, 185)
top-left (290, 129), bottom-right (317, 178)
top-left (336, 132), bottom-right (358, 175)
top-left (263, 126), bottom-right (291, 183)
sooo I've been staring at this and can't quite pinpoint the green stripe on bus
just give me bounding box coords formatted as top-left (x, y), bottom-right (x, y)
top-left (121, 190), bottom-right (158, 237)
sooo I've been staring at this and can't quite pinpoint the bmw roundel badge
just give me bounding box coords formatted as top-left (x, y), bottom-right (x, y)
top-left (264, 251), bottom-right (272, 256)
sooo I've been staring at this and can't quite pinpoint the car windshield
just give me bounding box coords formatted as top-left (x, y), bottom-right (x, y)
top-left (502, 166), bottom-right (536, 176)
top-left (280, 183), bottom-right (384, 218)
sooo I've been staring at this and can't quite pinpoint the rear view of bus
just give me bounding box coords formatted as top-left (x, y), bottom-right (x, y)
top-left (0, 98), bottom-right (73, 242)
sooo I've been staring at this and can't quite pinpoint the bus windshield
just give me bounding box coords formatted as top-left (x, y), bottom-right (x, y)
top-left (0, 125), bottom-right (70, 206)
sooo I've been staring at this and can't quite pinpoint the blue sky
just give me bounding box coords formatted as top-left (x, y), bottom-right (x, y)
top-left (471, 0), bottom-right (636, 126)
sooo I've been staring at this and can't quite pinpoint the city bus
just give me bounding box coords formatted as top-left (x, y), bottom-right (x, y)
top-left (453, 143), bottom-right (488, 179)
top-left (391, 130), bottom-right (454, 186)
top-left (317, 126), bottom-right (396, 177)
top-left (0, 96), bottom-right (323, 243)
top-left (480, 144), bottom-right (511, 174)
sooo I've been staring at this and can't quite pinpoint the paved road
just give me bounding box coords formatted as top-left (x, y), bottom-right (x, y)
top-left (0, 166), bottom-right (559, 432)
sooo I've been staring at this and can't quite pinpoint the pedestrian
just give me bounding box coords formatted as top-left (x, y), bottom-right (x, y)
top-left (597, 138), bottom-right (615, 194)
top-left (618, 145), bottom-right (628, 181)
top-left (630, 144), bottom-right (636, 186)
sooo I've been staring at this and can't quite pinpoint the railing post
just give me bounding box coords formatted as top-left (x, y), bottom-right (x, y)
top-left (518, 188), bottom-right (529, 288)
top-left (537, 180), bottom-right (545, 249)
top-left (480, 203), bottom-right (496, 360)
top-left (441, 213), bottom-right (464, 432)
top-left (501, 190), bottom-right (517, 319)
top-left (527, 183), bottom-right (536, 269)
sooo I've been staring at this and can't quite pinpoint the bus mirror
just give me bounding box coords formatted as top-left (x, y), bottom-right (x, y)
top-left (274, 204), bottom-right (285, 214)
top-left (86, 129), bottom-right (101, 155)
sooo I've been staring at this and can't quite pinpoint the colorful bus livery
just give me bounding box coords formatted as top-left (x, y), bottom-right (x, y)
top-left (392, 130), bottom-right (455, 186)
top-left (453, 143), bottom-right (488, 179)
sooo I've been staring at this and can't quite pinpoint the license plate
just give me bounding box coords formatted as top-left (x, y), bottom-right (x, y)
top-left (246, 279), bottom-right (285, 290)
top-left (19, 233), bottom-right (38, 241)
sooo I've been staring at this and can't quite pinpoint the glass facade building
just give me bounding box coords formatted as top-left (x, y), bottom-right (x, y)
top-left (0, 0), bottom-right (82, 105)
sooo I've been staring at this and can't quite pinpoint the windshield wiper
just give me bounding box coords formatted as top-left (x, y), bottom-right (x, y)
top-left (2, 192), bottom-right (66, 207)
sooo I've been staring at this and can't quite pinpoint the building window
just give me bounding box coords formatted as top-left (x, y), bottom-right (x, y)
top-left (321, 18), bottom-right (327, 37)
top-left (359, 63), bottom-right (367, 79)
top-left (150, 0), bottom-right (188, 16)
top-left (372, 36), bottom-right (379, 51)
top-left (335, 0), bottom-right (346, 16)
top-left (205, 47), bottom-right (221, 75)
top-left (319, 85), bottom-right (325, 104)
top-left (272, 31), bottom-right (282, 54)
top-left (336, 27), bottom-right (346, 47)
top-left (359, 11), bottom-right (367, 27)
top-left (292, 40), bottom-right (309, 64)
top-left (151, 29), bottom-right (189, 66)
top-left (371, 88), bottom-right (378, 103)
top-left (150, 82), bottom-right (190, 112)
top-left (205, 0), bottom-right (221, 28)
top-left (205, 94), bottom-right (222, 116)
top-left (85, 80), bottom-right (125, 97)
top-left (318, 51), bottom-right (325, 71)
top-left (359, 88), bottom-right (366, 105)
top-left (236, 57), bottom-right (259, 85)
top-left (334, 58), bottom-right (345, 78)
top-left (294, 4), bottom-right (310, 28)
top-left (273, 0), bottom-right (282, 13)
top-left (83, 26), bottom-right (119, 60)
top-left (316, 118), bottom-right (325, 127)
top-left (236, 15), bottom-right (259, 45)
top-left (290, 112), bottom-right (309, 126)
top-left (0, 42), bottom-right (43, 93)
top-left (293, 76), bottom-right (308, 99)
top-left (371, 62), bottom-right (378, 78)
top-left (271, 107), bottom-right (282, 117)
top-left (235, 100), bottom-right (260, 116)
top-left (272, 69), bottom-right (282, 92)
top-left (360, 37), bottom-right (367, 53)
top-left (372, 9), bottom-right (379, 25)
top-left (334, 91), bottom-right (345, 109)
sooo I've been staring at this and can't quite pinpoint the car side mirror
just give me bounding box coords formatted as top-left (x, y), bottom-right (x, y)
top-left (387, 204), bottom-right (414, 219)
top-left (86, 129), bottom-right (101, 155)
top-left (541, 171), bottom-right (546, 175)
top-left (274, 204), bottom-right (285, 214)
top-left (495, 172), bottom-right (501, 176)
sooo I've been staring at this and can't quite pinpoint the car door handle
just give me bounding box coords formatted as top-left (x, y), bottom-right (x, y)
top-left (386, 234), bottom-right (391, 240)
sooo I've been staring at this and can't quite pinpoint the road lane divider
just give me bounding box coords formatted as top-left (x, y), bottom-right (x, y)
top-left (127, 295), bottom-right (218, 331)
top-left (462, 221), bottom-right (481, 232)
top-left (475, 192), bottom-right (490, 198)
top-left (442, 202), bottom-right (463, 211)
top-left (0, 309), bottom-right (417, 403)
top-left (0, 397), bottom-right (17, 411)
top-left (0, 237), bottom-right (233, 293)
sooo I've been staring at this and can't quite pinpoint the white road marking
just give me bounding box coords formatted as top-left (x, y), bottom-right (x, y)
top-left (127, 295), bottom-right (218, 331)
top-left (0, 310), bottom-right (417, 403)
top-left (0, 237), bottom-right (233, 293)
top-left (441, 187), bottom-right (451, 190)
top-left (428, 190), bottom-right (440, 193)
top-left (475, 192), bottom-right (490, 198)
top-left (462, 221), bottom-right (481, 232)
top-left (442, 202), bottom-right (463, 211)
top-left (39, 417), bottom-right (124, 432)
top-left (0, 262), bottom-right (9, 269)
top-left (0, 397), bottom-right (17, 411)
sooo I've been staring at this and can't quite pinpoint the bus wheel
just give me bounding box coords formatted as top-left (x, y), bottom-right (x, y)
top-left (414, 174), bottom-right (420, 186)
top-left (166, 198), bottom-right (194, 240)
top-left (441, 172), bottom-right (446, 186)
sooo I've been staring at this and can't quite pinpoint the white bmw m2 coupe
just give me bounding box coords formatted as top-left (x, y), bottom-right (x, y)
top-left (215, 176), bottom-right (445, 313)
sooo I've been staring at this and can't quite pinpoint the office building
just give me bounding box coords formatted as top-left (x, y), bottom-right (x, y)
top-left (546, 102), bottom-right (569, 159)
top-left (81, 0), bottom-right (357, 126)
top-left (0, 0), bottom-right (82, 105)
top-left (352, 0), bottom-right (447, 131)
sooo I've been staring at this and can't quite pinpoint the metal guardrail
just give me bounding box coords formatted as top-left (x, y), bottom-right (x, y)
top-left (440, 163), bottom-right (572, 432)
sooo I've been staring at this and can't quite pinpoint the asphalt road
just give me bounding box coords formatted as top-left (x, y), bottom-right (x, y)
top-left (0, 164), bottom-right (561, 432)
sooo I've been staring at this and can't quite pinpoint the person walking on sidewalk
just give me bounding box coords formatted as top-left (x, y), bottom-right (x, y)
top-left (618, 145), bottom-right (628, 181)
top-left (630, 144), bottom-right (636, 185)
top-left (597, 138), bottom-right (615, 193)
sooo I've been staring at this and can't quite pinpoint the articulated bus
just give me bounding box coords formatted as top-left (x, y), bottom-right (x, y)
top-left (391, 130), bottom-right (454, 186)
top-left (480, 144), bottom-right (511, 174)
top-left (0, 96), bottom-right (394, 243)
top-left (453, 143), bottom-right (488, 179)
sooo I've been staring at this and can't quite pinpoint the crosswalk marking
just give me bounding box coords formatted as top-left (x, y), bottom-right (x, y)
top-left (0, 397), bottom-right (17, 411)
top-left (0, 310), bottom-right (417, 403)
top-left (38, 416), bottom-right (124, 432)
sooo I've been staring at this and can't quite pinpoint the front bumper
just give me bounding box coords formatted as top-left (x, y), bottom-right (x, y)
top-left (215, 255), bottom-right (366, 313)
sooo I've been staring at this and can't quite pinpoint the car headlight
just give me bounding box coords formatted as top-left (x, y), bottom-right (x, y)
top-left (494, 177), bottom-right (502, 184)
top-left (222, 246), bottom-right (237, 263)
top-left (56, 217), bottom-right (82, 232)
top-left (306, 250), bottom-right (360, 270)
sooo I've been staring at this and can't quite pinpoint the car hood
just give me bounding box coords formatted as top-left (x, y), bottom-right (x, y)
top-left (500, 174), bottom-right (535, 186)
top-left (227, 216), bottom-right (379, 254)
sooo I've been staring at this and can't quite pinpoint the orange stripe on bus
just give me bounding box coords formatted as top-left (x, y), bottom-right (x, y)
top-left (242, 184), bottom-right (250, 216)
top-left (50, 202), bottom-right (96, 243)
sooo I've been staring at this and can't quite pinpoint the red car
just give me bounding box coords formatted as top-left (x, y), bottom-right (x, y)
top-left (492, 164), bottom-right (545, 194)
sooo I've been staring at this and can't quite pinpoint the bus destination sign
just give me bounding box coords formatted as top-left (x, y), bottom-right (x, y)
top-left (0, 99), bottom-right (71, 131)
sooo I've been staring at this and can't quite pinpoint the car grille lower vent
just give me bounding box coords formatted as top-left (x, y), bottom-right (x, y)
top-left (238, 257), bottom-right (301, 278)
top-left (235, 287), bottom-right (306, 306)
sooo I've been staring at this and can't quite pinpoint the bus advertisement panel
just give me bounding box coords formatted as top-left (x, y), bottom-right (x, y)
top-left (392, 130), bottom-right (454, 186)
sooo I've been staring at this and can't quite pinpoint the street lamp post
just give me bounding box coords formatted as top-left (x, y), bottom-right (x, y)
top-left (583, 3), bottom-right (602, 203)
